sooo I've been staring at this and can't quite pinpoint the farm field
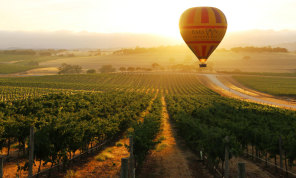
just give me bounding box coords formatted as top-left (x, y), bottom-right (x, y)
top-left (40, 50), bottom-right (296, 73)
top-left (233, 75), bottom-right (296, 97)
top-left (40, 51), bottom-right (296, 73)
top-left (0, 48), bottom-right (295, 75)
top-left (0, 54), bottom-right (58, 63)
top-left (0, 54), bottom-right (64, 74)
top-left (0, 73), bottom-right (295, 177)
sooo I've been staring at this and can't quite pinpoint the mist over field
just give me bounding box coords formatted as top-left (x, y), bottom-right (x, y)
top-left (1, 30), bottom-right (296, 51)
top-left (0, 30), bottom-right (180, 49)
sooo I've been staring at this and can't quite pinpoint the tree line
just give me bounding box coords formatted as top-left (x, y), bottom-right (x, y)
top-left (0, 49), bottom-right (68, 56)
top-left (230, 46), bottom-right (288, 53)
top-left (113, 45), bottom-right (289, 55)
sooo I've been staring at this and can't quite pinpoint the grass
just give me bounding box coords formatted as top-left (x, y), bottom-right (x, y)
top-left (64, 170), bottom-right (77, 178)
top-left (233, 75), bottom-right (296, 97)
top-left (116, 141), bottom-right (124, 147)
top-left (105, 148), bottom-right (113, 153)
top-left (158, 136), bottom-right (166, 142)
top-left (155, 143), bottom-right (167, 152)
top-left (218, 71), bottom-right (296, 77)
top-left (95, 151), bottom-right (114, 161)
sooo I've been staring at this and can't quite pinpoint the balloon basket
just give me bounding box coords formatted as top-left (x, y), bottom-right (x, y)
top-left (199, 64), bottom-right (207, 68)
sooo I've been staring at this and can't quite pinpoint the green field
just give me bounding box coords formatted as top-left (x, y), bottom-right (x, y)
top-left (0, 54), bottom-right (70, 74)
top-left (233, 75), bottom-right (296, 97)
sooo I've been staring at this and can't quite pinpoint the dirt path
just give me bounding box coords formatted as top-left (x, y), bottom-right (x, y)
top-left (55, 138), bottom-right (130, 178)
top-left (228, 157), bottom-right (277, 178)
top-left (199, 74), bottom-right (296, 110)
top-left (138, 96), bottom-right (213, 178)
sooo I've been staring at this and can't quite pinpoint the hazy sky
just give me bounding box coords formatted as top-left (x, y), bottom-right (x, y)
top-left (1, 0), bottom-right (296, 39)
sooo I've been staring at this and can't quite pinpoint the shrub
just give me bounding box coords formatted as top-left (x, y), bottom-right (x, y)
top-left (119, 67), bottom-right (126, 72)
top-left (86, 69), bottom-right (96, 74)
top-left (127, 67), bottom-right (135, 72)
top-left (58, 63), bottom-right (82, 74)
top-left (99, 65), bottom-right (116, 73)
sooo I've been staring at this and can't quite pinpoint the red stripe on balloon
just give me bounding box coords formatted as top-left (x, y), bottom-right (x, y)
top-left (187, 8), bottom-right (197, 24)
top-left (202, 45), bottom-right (207, 57)
top-left (211, 7), bottom-right (222, 23)
top-left (207, 45), bottom-right (216, 56)
top-left (186, 41), bottom-right (221, 44)
top-left (201, 7), bottom-right (209, 23)
top-left (181, 25), bottom-right (227, 29)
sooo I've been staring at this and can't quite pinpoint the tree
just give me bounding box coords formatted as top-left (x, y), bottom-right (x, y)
top-left (99, 65), bottom-right (116, 73)
top-left (119, 67), bottom-right (126, 72)
top-left (67, 54), bottom-right (75, 57)
top-left (58, 63), bottom-right (82, 74)
top-left (86, 69), bottom-right (96, 74)
top-left (127, 67), bottom-right (135, 72)
top-left (39, 52), bottom-right (51, 56)
top-left (152, 63), bottom-right (160, 68)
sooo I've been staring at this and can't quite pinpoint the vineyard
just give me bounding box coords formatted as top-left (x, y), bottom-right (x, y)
top-left (165, 94), bottom-right (296, 174)
top-left (0, 73), bottom-right (295, 177)
top-left (0, 73), bottom-right (215, 95)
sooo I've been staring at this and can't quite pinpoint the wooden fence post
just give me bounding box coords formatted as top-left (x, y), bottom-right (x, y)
top-left (120, 157), bottom-right (128, 178)
top-left (224, 136), bottom-right (229, 178)
top-left (0, 156), bottom-right (3, 178)
top-left (129, 136), bottom-right (135, 178)
top-left (29, 126), bottom-right (34, 177)
top-left (238, 162), bottom-right (246, 178)
top-left (279, 136), bottom-right (283, 170)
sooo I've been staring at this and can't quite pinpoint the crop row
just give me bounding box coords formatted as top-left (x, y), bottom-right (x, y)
top-left (0, 91), bottom-right (153, 175)
top-left (165, 94), bottom-right (296, 172)
top-left (0, 73), bottom-right (214, 95)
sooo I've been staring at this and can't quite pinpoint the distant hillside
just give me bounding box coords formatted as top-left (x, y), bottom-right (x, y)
top-left (221, 30), bottom-right (296, 51)
top-left (277, 42), bottom-right (296, 52)
top-left (0, 31), bottom-right (180, 49)
top-left (1, 30), bottom-right (296, 51)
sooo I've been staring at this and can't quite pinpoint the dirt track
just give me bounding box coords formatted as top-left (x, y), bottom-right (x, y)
top-left (138, 96), bottom-right (213, 178)
top-left (199, 74), bottom-right (296, 110)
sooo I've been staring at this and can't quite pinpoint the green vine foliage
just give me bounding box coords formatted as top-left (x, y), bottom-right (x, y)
top-left (166, 94), bottom-right (296, 170)
top-left (0, 91), bottom-right (153, 166)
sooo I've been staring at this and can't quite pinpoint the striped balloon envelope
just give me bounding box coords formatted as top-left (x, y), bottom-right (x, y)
top-left (179, 7), bottom-right (227, 67)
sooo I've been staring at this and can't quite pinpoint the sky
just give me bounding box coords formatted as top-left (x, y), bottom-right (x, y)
top-left (1, 0), bottom-right (296, 40)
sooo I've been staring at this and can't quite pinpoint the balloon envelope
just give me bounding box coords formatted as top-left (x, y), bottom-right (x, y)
top-left (179, 7), bottom-right (227, 67)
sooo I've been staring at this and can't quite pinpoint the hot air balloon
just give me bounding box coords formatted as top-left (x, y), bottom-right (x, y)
top-left (179, 7), bottom-right (227, 67)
